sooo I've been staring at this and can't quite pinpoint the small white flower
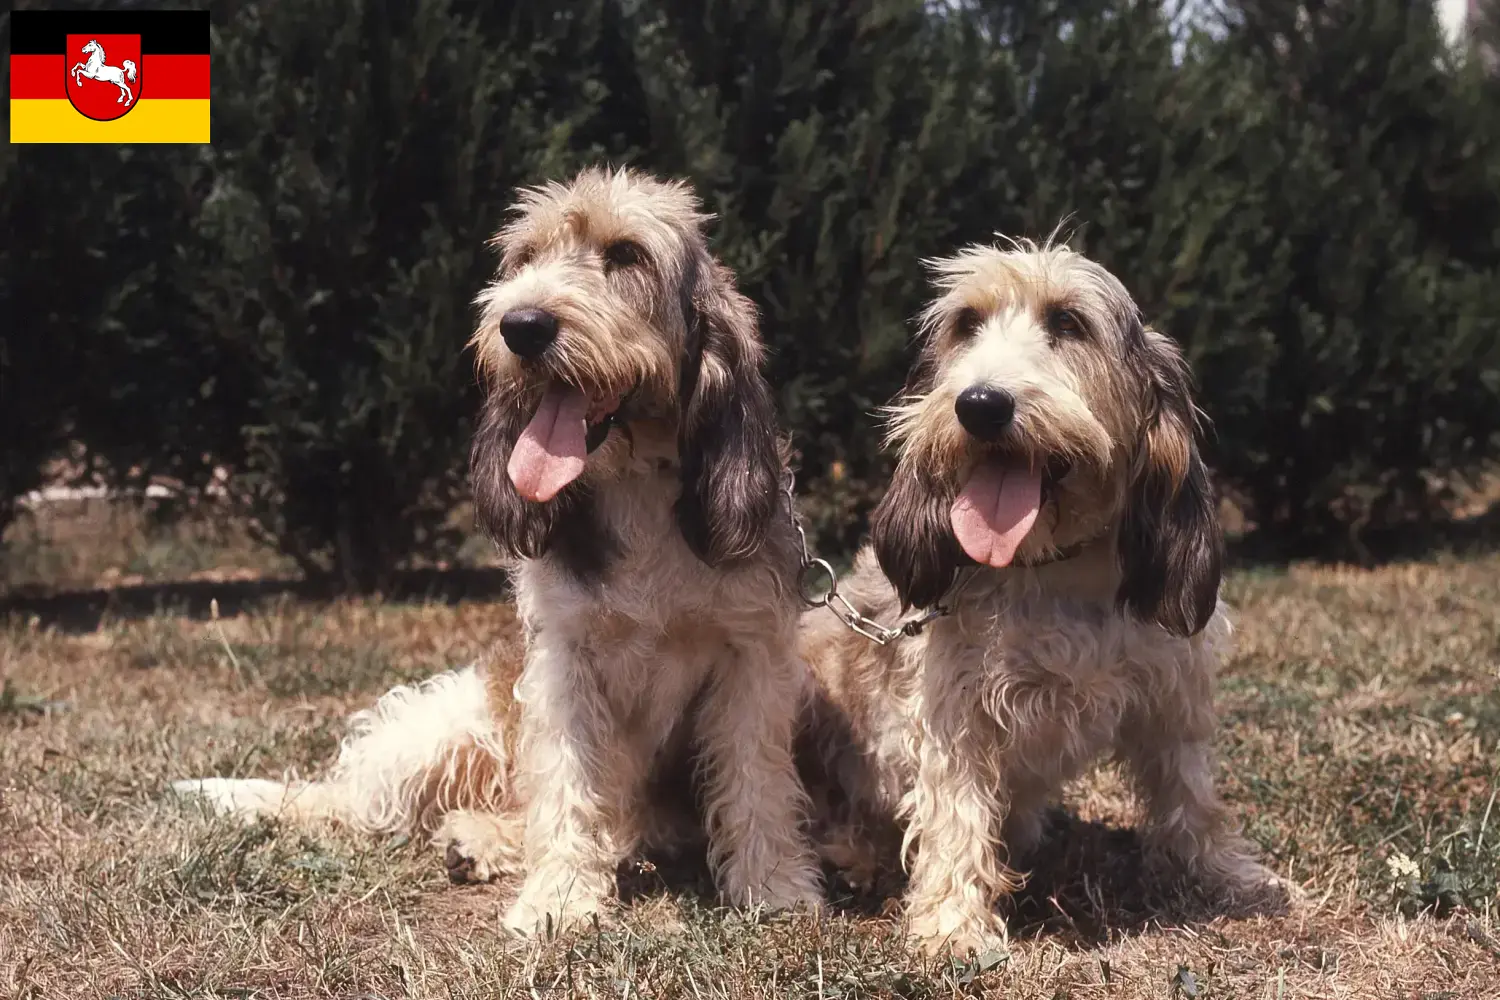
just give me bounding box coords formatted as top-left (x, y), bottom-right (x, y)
top-left (1386, 851), bottom-right (1421, 881)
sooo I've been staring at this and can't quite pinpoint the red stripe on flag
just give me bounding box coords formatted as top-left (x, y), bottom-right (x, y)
top-left (10, 54), bottom-right (210, 100)
top-left (145, 55), bottom-right (212, 98)
top-left (9, 56), bottom-right (60, 99)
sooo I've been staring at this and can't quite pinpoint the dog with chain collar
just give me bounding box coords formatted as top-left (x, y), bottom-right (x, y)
top-left (793, 238), bottom-right (1288, 956)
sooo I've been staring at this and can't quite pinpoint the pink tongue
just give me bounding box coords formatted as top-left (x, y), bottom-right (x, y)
top-left (507, 384), bottom-right (590, 503)
top-left (950, 461), bottom-right (1043, 568)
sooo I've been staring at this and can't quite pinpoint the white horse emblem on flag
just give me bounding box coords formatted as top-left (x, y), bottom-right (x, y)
top-left (71, 39), bottom-right (137, 107)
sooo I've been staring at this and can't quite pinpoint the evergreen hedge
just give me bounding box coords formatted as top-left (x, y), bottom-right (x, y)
top-left (4, 0), bottom-right (1496, 583)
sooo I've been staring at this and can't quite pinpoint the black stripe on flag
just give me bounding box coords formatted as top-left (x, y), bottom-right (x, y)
top-left (10, 10), bottom-right (210, 55)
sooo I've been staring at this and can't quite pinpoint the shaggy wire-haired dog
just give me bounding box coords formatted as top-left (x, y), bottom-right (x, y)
top-left (798, 240), bottom-right (1282, 954)
top-left (176, 167), bottom-right (823, 935)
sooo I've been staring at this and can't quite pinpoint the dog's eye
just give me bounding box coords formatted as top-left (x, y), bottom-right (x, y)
top-left (603, 240), bottom-right (645, 272)
top-left (1047, 307), bottom-right (1085, 340)
top-left (507, 246), bottom-right (535, 274)
top-left (952, 307), bottom-right (982, 340)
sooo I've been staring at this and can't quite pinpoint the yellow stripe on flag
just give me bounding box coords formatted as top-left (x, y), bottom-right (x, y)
top-left (10, 99), bottom-right (210, 144)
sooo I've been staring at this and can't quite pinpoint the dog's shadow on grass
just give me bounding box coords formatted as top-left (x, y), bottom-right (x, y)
top-left (615, 806), bottom-right (1288, 949)
top-left (997, 808), bottom-right (1290, 947)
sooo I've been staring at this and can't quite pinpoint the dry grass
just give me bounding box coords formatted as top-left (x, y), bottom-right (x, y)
top-left (1, 499), bottom-right (297, 595)
top-left (1, 513), bottom-right (1497, 999)
top-left (1, 497), bottom-right (502, 597)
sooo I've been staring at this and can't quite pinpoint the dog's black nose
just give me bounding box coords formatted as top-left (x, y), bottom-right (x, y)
top-left (499, 308), bottom-right (558, 360)
top-left (954, 386), bottom-right (1016, 441)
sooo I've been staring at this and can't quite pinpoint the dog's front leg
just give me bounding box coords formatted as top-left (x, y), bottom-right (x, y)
top-left (503, 637), bottom-right (636, 937)
top-left (696, 634), bottom-right (823, 913)
top-left (901, 668), bottom-right (1015, 956)
top-left (1119, 689), bottom-right (1285, 905)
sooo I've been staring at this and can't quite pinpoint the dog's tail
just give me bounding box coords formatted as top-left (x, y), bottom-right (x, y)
top-left (172, 664), bottom-right (511, 838)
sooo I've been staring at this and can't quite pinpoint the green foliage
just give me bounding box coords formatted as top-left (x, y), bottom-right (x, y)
top-left (4, 0), bottom-right (1497, 581)
top-left (633, 0), bottom-right (1006, 552)
top-left (1, 1), bottom-right (209, 530)
top-left (0, 142), bottom-right (93, 530)
top-left (141, 0), bottom-right (643, 589)
top-left (1180, 0), bottom-right (1500, 550)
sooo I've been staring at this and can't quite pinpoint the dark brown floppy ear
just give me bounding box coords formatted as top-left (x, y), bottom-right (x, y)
top-left (1116, 326), bottom-right (1223, 638)
top-left (871, 351), bottom-right (964, 610)
top-left (871, 455), bottom-right (966, 611)
top-left (470, 392), bottom-right (612, 580)
top-left (674, 257), bottom-right (782, 566)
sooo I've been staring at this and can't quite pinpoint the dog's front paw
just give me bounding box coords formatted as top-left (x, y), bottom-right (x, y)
top-left (906, 900), bottom-right (1009, 959)
top-left (437, 810), bottom-right (522, 885)
top-left (721, 849), bottom-right (826, 915)
top-left (502, 868), bottom-right (614, 938)
top-left (1167, 843), bottom-right (1298, 915)
top-left (1210, 854), bottom-right (1299, 908)
top-left (740, 873), bottom-right (826, 915)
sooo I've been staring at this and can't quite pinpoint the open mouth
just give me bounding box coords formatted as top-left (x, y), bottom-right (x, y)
top-left (950, 452), bottom-right (1072, 568)
top-left (506, 382), bottom-right (625, 503)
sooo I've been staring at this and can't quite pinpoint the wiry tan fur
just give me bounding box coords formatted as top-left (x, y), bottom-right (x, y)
top-left (798, 239), bottom-right (1285, 956)
top-left (175, 167), bottom-right (823, 937)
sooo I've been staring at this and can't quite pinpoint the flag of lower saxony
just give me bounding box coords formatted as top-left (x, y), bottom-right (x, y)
top-left (10, 9), bottom-right (210, 144)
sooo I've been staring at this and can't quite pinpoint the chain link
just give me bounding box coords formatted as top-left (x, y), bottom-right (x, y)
top-left (782, 469), bottom-right (968, 646)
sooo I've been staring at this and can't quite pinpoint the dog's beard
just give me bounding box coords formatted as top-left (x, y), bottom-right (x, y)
top-left (506, 382), bottom-right (624, 502)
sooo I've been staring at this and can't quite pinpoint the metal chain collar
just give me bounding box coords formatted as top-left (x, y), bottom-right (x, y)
top-left (781, 469), bottom-right (971, 646)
